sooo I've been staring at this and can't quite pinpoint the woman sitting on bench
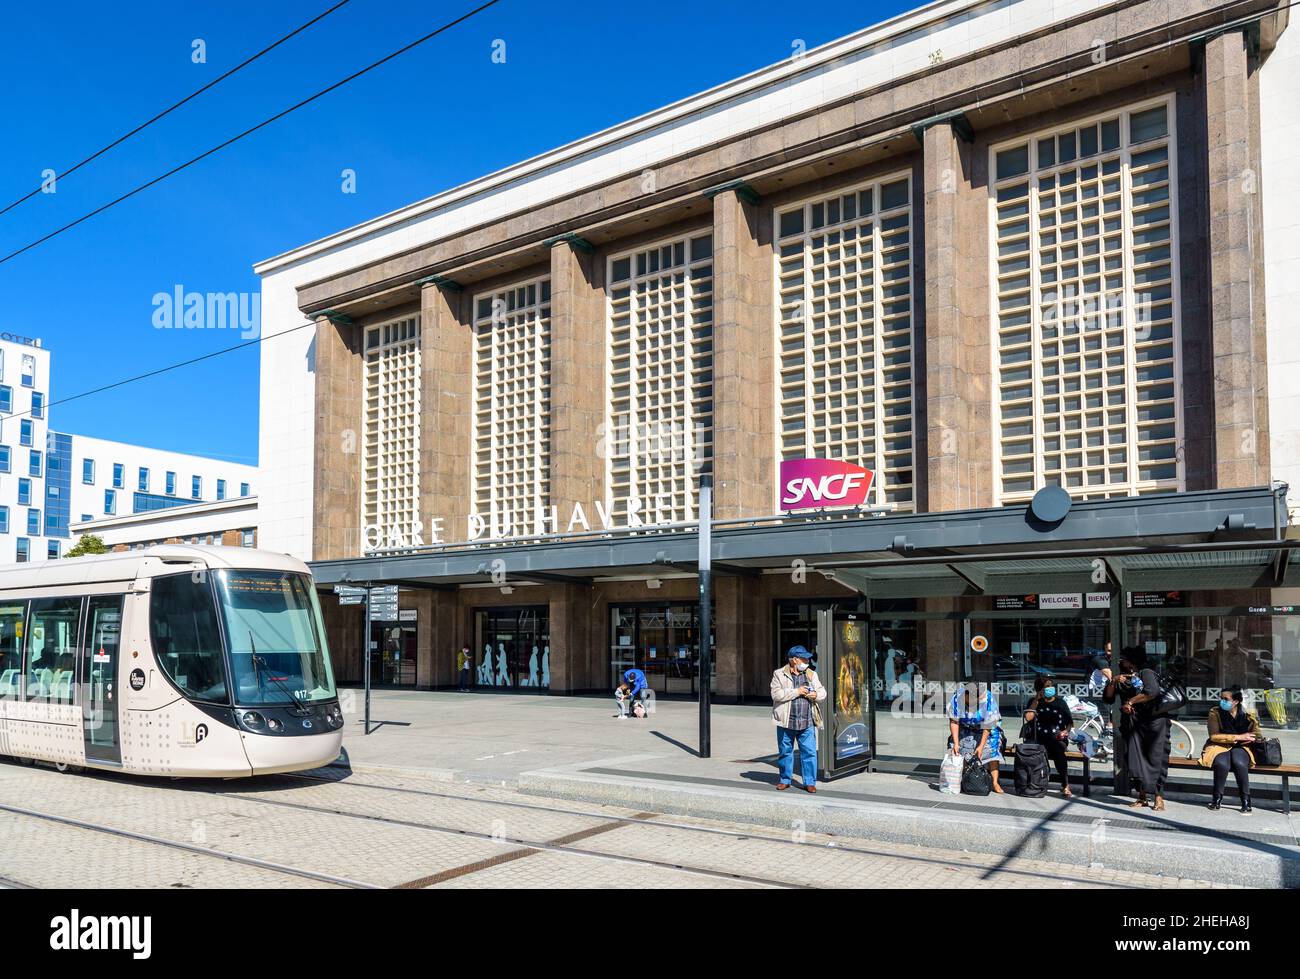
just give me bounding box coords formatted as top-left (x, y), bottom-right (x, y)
top-left (1199, 685), bottom-right (1261, 814)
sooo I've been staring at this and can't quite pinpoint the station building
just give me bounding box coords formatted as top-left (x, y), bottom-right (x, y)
top-left (256, 0), bottom-right (1300, 770)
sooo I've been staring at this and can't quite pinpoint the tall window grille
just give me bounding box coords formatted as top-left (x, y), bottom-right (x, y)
top-left (775, 175), bottom-right (915, 508)
top-left (607, 234), bottom-right (714, 525)
top-left (362, 315), bottom-right (421, 539)
top-left (472, 279), bottom-right (551, 536)
top-left (991, 100), bottom-right (1181, 502)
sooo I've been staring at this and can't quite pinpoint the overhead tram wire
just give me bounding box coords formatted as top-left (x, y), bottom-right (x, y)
top-left (0, 0), bottom-right (503, 268)
top-left (0, 0), bottom-right (354, 220)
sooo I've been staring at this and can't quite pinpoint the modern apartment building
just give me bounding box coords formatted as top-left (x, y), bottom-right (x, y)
top-left (0, 335), bottom-right (258, 563)
top-left (256, 0), bottom-right (1298, 770)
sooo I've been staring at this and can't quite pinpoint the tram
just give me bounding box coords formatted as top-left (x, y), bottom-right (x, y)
top-left (0, 545), bottom-right (343, 777)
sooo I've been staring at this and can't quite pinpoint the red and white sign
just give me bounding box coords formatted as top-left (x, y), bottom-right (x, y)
top-left (779, 459), bottom-right (874, 511)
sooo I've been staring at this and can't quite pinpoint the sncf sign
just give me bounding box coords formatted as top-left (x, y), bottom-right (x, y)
top-left (779, 459), bottom-right (874, 511)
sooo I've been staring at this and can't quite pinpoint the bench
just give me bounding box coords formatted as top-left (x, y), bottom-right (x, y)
top-left (1167, 756), bottom-right (1300, 814)
top-left (1004, 744), bottom-right (1093, 797)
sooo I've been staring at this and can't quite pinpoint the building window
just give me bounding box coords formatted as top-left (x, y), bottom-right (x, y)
top-left (191, 475), bottom-right (201, 499)
top-left (82, 458), bottom-right (94, 484)
top-left (17, 479), bottom-right (30, 506)
top-left (27, 508), bottom-right (39, 536)
top-left (607, 234), bottom-right (714, 525)
top-left (240, 482), bottom-right (250, 497)
top-left (28, 450), bottom-right (40, 477)
top-left (166, 471), bottom-right (176, 495)
top-left (362, 315), bottom-right (421, 542)
top-left (104, 489), bottom-right (116, 515)
top-left (16, 538), bottom-right (28, 562)
top-left (138, 467), bottom-right (149, 492)
top-left (30, 392), bottom-right (43, 419)
top-left (775, 175), bottom-right (915, 509)
top-left (20, 355), bottom-right (34, 388)
top-left (47, 540), bottom-right (59, 560)
top-left (19, 419), bottom-right (32, 447)
top-left (472, 278), bottom-right (551, 535)
top-left (216, 479), bottom-right (226, 501)
top-left (0, 446), bottom-right (9, 474)
top-left (991, 100), bottom-right (1181, 502)
top-left (0, 387), bottom-right (10, 413)
top-left (112, 463), bottom-right (124, 488)
top-left (0, 507), bottom-right (8, 533)
top-left (240, 528), bottom-right (254, 547)
top-left (79, 513), bottom-right (91, 522)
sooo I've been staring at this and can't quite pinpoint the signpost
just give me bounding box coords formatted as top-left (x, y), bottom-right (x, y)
top-left (698, 474), bottom-right (712, 759)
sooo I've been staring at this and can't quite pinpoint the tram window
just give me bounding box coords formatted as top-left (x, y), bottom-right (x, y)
top-left (25, 597), bottom-right (82, 703)
top-left (149, 573), bottom-right (229, 703)
top-left (0, 602), bottom-right (26, 697)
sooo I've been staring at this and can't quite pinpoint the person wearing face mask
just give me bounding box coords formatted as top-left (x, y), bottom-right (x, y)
top-left (1199, 685), bottom-right (1261, 813)
top-left (1105, 645), bottom-right (1170, 811)
top-left (770, 645), bottom-right (827, 793)
top-left (1024, 673), bottom-right (1074, 798)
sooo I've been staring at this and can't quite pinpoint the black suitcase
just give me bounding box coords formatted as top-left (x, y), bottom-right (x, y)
top-left (1014, 741), bottom-right (1050, 797)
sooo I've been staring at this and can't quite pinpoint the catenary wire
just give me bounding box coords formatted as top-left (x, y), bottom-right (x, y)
top-left (0, 0), bottom-right (353, 220)
top-left (0, 0), bottom-right (503, 267)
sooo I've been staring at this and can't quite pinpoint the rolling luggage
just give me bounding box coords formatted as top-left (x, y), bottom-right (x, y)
top-left (1014, 720), bottom-right (1049, 798)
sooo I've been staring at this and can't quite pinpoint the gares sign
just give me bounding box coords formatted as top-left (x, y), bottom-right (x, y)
top-left (779, 459), bottom-right (874, 511)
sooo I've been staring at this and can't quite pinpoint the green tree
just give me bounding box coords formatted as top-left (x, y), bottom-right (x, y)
top-left (65, 534), bottom-right (109, 558)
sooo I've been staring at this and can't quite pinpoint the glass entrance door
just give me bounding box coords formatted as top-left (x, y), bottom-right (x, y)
top-left (82, 595), bottom-right (123, 764)
top-left (474, 607), bottom-right (550, 689)
top-left (609, 603), bottom-right (713, 694)
top-left (369, 623), bottom-right (417, 686)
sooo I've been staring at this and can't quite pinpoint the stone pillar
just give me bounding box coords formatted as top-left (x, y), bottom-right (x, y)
top-left (548, 584), bottom-right (587, 693)
top-left (548, 240), bottom-right (606, 522)
top-left (313, 314), bottom-right (363, 560)
top-left (921, 119), bottom-right (992, 512)
top-left (1203, 31), bottom-right (1271, 487)
top-left (711, 185), bottom-right (774, 518)
top-left (420, 283), bottom-right (473, 542)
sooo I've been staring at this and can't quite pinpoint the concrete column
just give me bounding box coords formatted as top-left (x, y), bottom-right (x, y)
top-left (410, 590), bottom-right (435, 687)
top-left (921, 120), bottom-right (992, 512)
top-left (1203, 31), bottom-right (1271, 487)
top-left (548, 584), bottom-right (589, 693)
top-left (711, 186), bottom-right (774, 518)
top-left (312, 315), bottom-right (363, 560)
top-left (548, 240), bottom-right (606, 522)
top-left (419, 283), bottom-right (473, 542)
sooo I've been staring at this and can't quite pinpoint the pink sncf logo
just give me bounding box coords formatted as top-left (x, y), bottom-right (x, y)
top-left (779, 459), bottom-right (874, 511)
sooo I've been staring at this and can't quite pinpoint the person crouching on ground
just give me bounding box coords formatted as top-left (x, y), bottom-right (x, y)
top-left (1200, 685), bottom-right (1261, 813)
top-left (770, 645), bottom-right (826, 793)
top-left (614, 667), bottom-right (649, 719)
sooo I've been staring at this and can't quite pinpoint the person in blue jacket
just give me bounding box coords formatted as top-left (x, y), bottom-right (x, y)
top-left (615, 667), bottom-right (649, 718)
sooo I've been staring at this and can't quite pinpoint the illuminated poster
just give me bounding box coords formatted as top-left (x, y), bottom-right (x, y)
top-left (834, 618), bottom-right (869, 761)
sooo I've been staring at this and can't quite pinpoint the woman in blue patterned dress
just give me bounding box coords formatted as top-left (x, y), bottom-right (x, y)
top-left (946, 684), bottom-right (1005, 793)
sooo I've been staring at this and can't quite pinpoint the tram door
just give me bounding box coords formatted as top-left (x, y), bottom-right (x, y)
top-left (81, 595), bottom-right (124, 764)
top-left (816, 609), bottom-right (873, 780)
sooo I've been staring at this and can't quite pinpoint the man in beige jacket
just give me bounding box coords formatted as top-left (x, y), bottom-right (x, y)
top-left (770, 645), bottom-right (827, 793)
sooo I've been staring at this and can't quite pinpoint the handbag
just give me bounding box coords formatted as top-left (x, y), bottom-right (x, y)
top-left (961, 757), bottom-right (992, 796)
top-left (1150, 671), bottom-right (1187, 717)
top-left (938, 752), bottom-right (963, 795)
top-left (1250, 737), bottom-right (1283, 767)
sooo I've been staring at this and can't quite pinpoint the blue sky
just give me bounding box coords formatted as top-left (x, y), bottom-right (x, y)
top-left (0, 0), bottom-right (907, 464)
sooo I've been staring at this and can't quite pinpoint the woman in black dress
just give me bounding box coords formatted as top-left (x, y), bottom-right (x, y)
top-left (1106, 645), bottom-right (1171, 811)
top-left (1024, 673), bottom-right (1074, 798)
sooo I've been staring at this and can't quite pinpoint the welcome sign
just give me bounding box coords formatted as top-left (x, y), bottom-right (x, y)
top-left (779, 459), bottom-right (874, 511)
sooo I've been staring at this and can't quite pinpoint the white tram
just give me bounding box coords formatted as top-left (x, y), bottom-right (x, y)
top-left (0, 545), bottom-right (343, 777)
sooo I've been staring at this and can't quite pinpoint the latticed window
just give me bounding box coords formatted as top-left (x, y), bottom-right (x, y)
top-left (776, 175), bottom-right (915, 508)
top-left (992, 100), bottom-right (1181, 503)
top-left (362, 316), bottom-right (421, 540)
top-left (472, 278), bottom-right (551, 536)
top-left (607, 234), bottom-right (714, 525)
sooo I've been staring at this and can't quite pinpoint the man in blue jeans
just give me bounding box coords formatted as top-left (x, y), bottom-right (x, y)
top-left (770, 646), bottom-right (827, 792)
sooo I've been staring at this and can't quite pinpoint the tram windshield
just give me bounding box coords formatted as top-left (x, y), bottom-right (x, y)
top-left (215, 570), bottom-right (337, 706)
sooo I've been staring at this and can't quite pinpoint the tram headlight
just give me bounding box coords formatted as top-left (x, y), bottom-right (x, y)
top-left (326, 705), bottom-right (343, 728)
top-left (267, 717), bottom-right (283, 732)
top-left (241, 711), bottom-right (266, 731)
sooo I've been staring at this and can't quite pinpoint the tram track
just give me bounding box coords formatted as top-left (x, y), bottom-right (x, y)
top-left (0, 800), bottom-right (379, 889)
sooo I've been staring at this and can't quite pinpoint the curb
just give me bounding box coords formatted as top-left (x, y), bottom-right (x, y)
top-left (517, 768), bottom-right (1300, 888)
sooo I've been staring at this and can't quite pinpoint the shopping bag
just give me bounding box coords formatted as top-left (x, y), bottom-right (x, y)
top-left (938, 752), bottom-right (963, 795)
